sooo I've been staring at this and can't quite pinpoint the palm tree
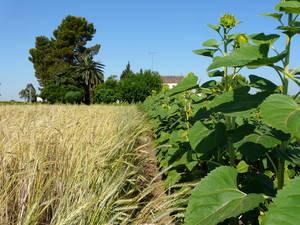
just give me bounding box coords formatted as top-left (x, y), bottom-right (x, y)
top-left (74, 55), bottom-right (104, 104)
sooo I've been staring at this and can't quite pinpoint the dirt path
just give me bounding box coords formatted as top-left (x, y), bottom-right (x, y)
top-left (137, 134), bottom-right (175, 225)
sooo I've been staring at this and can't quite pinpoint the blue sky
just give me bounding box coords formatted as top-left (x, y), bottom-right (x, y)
top-left (0, 0), bottom-right (299, 100)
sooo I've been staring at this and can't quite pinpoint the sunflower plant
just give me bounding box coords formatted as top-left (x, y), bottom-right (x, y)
top-left (141, 1), bottom-right (300, 224)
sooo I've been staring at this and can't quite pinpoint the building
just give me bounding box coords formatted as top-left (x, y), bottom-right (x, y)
top-left (161, 76), bottom-right (184, 89)
top-left (36, 97), bottom-right (43, 102)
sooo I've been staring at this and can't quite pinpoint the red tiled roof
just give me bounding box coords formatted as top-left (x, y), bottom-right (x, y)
top-left (161, 76), bottom-right (184, 83)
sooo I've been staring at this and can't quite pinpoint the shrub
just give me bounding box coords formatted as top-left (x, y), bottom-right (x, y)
top-left (119, 70), bottom-right (162, 103)
top-left (93, 75), bottom-right (121, 103)
top-left (40, 82), bottom-right (85, 104)
top-left (64, 90), bottom-right (84, 104)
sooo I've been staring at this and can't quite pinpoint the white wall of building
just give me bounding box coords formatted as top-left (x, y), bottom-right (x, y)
top-left (164, 83), bottom-right (178, 89)
top-left (36, 97), bottom-right (43, 102)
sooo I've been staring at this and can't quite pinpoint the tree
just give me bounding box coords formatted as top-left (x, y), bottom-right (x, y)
top-left (120, 61), bottom-right (133, 80)
top-left (52, 15), bottom-right (99, 62)
top-left (73, 55), bottom-right (104, 104)
top-left (28, 36), bottom-right (55, 86)
top-left (64, 90), bottom-right (85, 104)
top-left (19, 83), bottom-right (37, 102)
top-left (29, 15), bottom-right (100, 87)
top-left (39, 81), bottom-right (66, 103)
top-left (93, 75), bottom-right (120, 104)
top-left (119, 70), bottom-right (162, 103)
top-left (39, 81), bottom-right (84, 104)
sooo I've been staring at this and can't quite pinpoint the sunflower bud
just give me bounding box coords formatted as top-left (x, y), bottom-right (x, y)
top-left (219, 14), bottom-right (238, 29)
top-left (162, 85), bottom-right (169, 92)
top-left (234, 33), bottom-right (248, 47)
top-left (186, 72), bottom-right (196, 77)
top-left (186, 109), bottom-right (193, 119)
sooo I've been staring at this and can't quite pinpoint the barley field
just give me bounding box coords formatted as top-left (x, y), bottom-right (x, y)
top-left (0, 105), bottom-right (155, 225)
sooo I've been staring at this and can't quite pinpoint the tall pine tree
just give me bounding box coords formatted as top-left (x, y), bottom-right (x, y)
top-left (29, 15), bottom-right (100, 87)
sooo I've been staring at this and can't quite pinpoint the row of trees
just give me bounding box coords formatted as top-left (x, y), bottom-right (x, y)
top-left (28, 15), bottom-right (162, 104)
top-left (94, 66), bottom-right (162, 103)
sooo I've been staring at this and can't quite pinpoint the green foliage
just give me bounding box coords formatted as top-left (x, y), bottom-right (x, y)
top-left (275, 1), bottom-right (300, 15)
top-left (93, 75), bottom-right (120, 103)
top-left (72, 54), bottom-right (104, 104)
top-left (205, 87), bottom-right (268, 117)
top-left (237, 133), bottom-right (281, 162)
top-left (64, 90), bottom-right (84, 104)
top-left (29, 15), bottom-right (99, 87)
top-left (220, 74), bottom-right (248, 89)
top-left (29, 15), bottom-right (102, 104)
top-left (189, 121), bottom-right (214, 151)
top-left (120, 61), bottom-right (133, 80)
top-left (93, 69), bottom-right (162, 104)
top-left (208, 70), bottom-right (224, 77)
top-left (207, 43), bottom-right (270, 71)
top-left (40, 82), bottom-right (84, 104)
top-left (167, 74), bottom-right (198, 96)
top-left (193, 49), bottom-right (217, 58)
top-left (39, 82), bottom-right (67, 103)
top-left (202, 39), bottom-right (218, 48)
top-left (249, 74), bottom-right (278, 92)
top-left (260, 13), bottom-right (283, 22)
top-left (261, 175), bottom-right (300, 225)
top-left (29, 36), bottom-right (55, 85)
top-left (19, 83), bottom-right (37, 102)
top-left (236, 160), bottom-right (249, 173)
top-left (260, 94), bottom-right (300, 139)
top-left (119, 70), bottom-right (162, 103)
top-left (185, 166), bottom-right (264, 225)
top-left (249, 33), bottom-right (280, 45)
top-left (141, 2), bottom-right (300, 224)
top-left (52, 15), bottom-right (97, 58)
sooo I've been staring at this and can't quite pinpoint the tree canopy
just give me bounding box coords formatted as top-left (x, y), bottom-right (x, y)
top-left (19, 83), bottom-right (37, 102)
top-left (93, 70), bottom-right (163, 104)
top-left (120, 61), bottom-right (133, 80)
top-left (93, 75), bottom-right (120, 104)
top-left (29, 15), bottom-right (103, 104)
top-left (119, 70), bottom-right (162, 103)
top-left (29, 15), bottom-right (163, 105)
top-left (73, 55), bottom-right (104, 104)
top-left (29, 15), bottom-right (100, 86)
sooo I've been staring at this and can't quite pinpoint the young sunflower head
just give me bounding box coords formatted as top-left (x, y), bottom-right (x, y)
top-left (234, 33), bottom-right (248, 47)
top-left (219, 14), bottom-right (238, 29)
top-left (162, 85), bottom-right (169, 92)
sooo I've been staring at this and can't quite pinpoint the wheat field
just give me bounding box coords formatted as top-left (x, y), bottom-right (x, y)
top-left (0, 105), bottom-right (152, 224)
top-left (0, 105), bottom-right (191, 225)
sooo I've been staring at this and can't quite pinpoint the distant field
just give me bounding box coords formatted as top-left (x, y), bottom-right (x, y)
top-left (0, 105), bottom-right (164, 224)
top-left (0, 101), bottom-right (30, 105)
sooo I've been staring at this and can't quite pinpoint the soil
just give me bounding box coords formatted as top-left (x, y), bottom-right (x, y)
top-left (137, 134), bottom-right (175, 225)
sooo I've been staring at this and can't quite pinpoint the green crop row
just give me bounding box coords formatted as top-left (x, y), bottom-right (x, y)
top-left (141, 1), bottom-right (300, 224)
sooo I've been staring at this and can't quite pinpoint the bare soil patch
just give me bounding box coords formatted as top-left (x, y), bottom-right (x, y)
top-left (137, 134), bottom-right (175, 225)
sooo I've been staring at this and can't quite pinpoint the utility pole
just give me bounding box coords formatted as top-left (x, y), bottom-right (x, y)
top-left (148, 51), bottom-right (158, 71)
